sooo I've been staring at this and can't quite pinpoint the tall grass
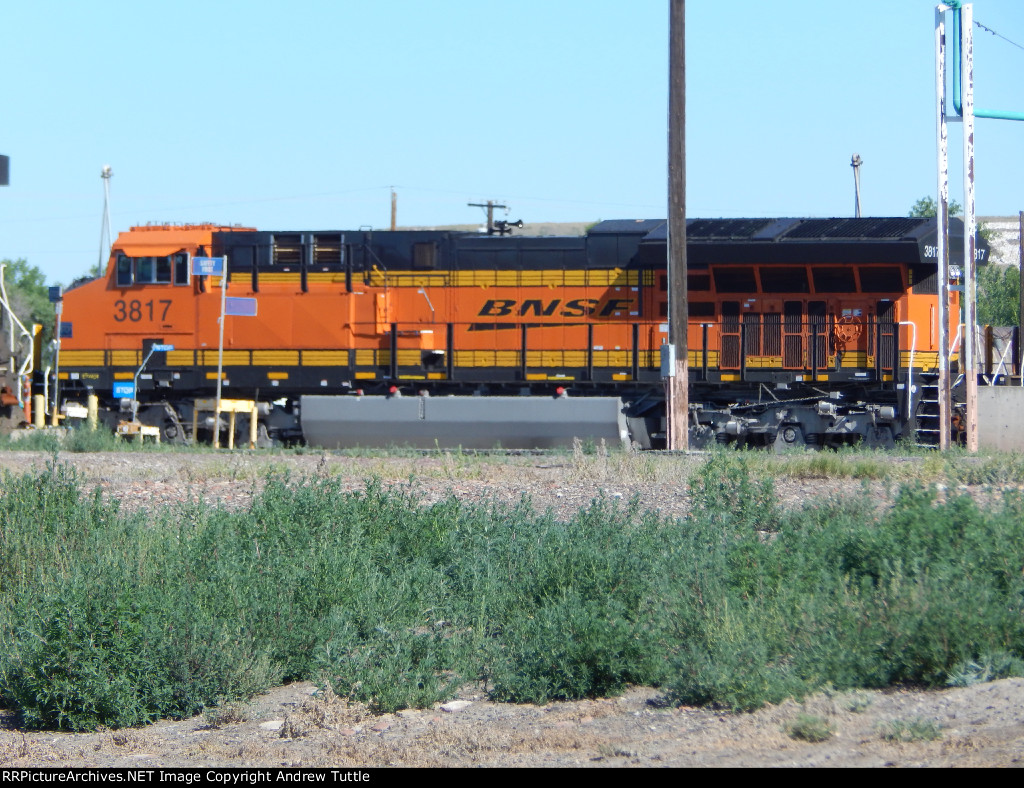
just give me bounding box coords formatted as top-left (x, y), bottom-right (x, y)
top-left (661, 454), bottom-right (1024, 709)
top-left (0, 427), bottom-right (186, 453)
top-left (0, 453), bottom-right (1022, 730)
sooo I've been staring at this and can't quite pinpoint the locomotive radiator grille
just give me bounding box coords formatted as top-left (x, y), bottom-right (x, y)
top-left (302, 351), bottom-right (348, 365)
top-left (57, 350), bottom-right (105, 365)
top-left (110, 350), bottom-right (141, 366)
top-left (200, 350), bottom-right (249, 365)
top-left (252, 351), bottom-right (299, 365)
top-left (361, 270), bottom-right (640, 289)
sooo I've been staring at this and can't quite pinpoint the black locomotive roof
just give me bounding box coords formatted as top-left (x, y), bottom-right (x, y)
top-left (625, 216), bottom-right (983, 267)
top-left (587, 219), bottom-right (666, 236)
top-left (212, 216), bottom-right (985, 272)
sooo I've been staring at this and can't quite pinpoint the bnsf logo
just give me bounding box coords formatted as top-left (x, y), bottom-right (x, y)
top-left (478, 298), bottom-right (635, 318)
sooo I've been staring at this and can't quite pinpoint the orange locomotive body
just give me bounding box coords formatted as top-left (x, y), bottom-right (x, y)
top-left (57, 217), bottom-right (982, 448)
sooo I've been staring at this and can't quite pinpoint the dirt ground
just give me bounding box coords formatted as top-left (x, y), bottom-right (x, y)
top-left (0, 449), bottom-right (1022, 768)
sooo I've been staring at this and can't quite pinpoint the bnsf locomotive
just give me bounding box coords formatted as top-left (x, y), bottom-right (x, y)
top-left (55, 217), bottom-right (984, 449)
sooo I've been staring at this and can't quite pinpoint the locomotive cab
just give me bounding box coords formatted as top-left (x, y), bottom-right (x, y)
top-left (58, 224), bottom-right (256, 439)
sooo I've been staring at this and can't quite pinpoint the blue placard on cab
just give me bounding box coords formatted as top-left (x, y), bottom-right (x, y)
top-left (192, 256), bottom-right (225, 276)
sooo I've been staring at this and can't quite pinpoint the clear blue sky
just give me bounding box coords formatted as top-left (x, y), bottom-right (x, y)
top-left (3, 1), bottom-right (1024, 284)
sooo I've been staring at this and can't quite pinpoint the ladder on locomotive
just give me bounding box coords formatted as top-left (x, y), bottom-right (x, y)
top-left (913, 373), bottom-right (942, 447)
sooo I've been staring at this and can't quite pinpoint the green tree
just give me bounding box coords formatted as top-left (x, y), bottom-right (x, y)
top-left (977, 264), bottom-right (1020, 327)
top-left (908, 194), bottom-right (992, 243)
top-left (908, 196), bottom-right (963, 218)
top-left (907, 198), bottom-right (1013, 325)
top-left (1, 258), bottom-right (54, 348)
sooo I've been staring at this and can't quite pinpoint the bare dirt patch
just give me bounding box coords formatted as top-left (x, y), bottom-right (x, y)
top-left (3, 679), bottom-right (1024, 768)
top-left (0, 449), bottom-right (1022, 768)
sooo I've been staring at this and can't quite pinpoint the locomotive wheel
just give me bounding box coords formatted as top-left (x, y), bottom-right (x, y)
top-left (772, 425), bottom-right (806, 453)
top-left (162, 419), bottom-right (181, 443)
top-left (862, 425), bottom-right (895, 449)
top-left (256, 423), bottom-right (274, 449)
top-left (136, 404), bottom-right (188, 445)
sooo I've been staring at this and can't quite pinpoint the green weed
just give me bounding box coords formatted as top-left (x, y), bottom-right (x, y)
top-left (1, 452), bottom-right (1024, 730)
top-left (203, 703), bottom-right (248, 728)
top-left (781, 453), bottom-right (891, 481)
top-left (841, 692), bottom-right (873, 713)
top-left (0, 430), bottom-right (65, 452)
top-left (945, 652), bottom-right (1024, 687)
top-left (785, 713), bottom-right (833, 743)
top-left (876, 717), bottom-right (942, 742)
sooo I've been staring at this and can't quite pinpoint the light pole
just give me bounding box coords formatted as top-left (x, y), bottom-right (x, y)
top-left (851, 154), bottom-right (863, 218)
top-left (99, 166), bottom-right (113, 273)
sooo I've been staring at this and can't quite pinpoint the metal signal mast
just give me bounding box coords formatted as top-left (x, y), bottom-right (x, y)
top-left (936, 2), bottom-right (1024, 451)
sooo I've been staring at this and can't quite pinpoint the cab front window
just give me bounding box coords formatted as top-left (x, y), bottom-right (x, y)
top-left (136, 257), bottom-right (156, 283)
top-left (116, 254), bottom-right (133, 286)
top-left (114, 253), bottom-right (186, 286)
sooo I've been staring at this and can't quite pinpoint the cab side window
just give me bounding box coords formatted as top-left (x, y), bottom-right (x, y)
top-left (173, 253), bottom-right (189, 285)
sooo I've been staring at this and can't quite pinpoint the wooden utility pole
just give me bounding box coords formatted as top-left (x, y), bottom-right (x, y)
top-left (667, 0), bottom-right (688, 450)
top-left (390, 189), bottom-right (397, 231)
top-left (468, 200), bottom-right (508, 235)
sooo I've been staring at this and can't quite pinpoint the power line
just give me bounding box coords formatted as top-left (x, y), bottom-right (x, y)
top-left (975, 19), bottom-right (1024, 54)
top-left (400, 185), bottom-right (663, 212)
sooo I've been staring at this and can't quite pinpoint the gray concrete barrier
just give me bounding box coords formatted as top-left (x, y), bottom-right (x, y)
top-left (300, 395), bottom-right (629, 450)
top-left (978, 387), bottom-right (1024, 452)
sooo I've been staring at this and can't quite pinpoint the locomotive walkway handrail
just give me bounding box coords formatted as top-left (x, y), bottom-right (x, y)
top-left (898, 321), bottom-right (918, 416)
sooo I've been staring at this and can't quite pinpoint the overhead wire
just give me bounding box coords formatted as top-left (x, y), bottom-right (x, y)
top-left (974, 19), bottom-right (1024, 54)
